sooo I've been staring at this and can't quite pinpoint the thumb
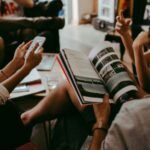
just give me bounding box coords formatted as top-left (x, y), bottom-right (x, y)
top-left (103, 94), bottom-right (109, 103)
top-left (126, 19), bottom-right (132, 26)
top-left (37, 47), bottom-right (44, 54)
top-left (120, 10), bottom-right (124, 20)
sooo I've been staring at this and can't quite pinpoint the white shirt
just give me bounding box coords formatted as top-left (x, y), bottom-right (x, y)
top-left (102, 99), bottom-right (150, 150)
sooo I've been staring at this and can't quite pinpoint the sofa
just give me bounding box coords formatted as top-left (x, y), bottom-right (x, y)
top-left (0, 0), bottom-right (65, 66)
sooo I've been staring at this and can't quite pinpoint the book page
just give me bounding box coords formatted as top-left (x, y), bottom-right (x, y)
top-left (20, 68), bottom-right (41, 84)
top-left (75, 76), bottom-right (107, 103)
top-left (60, 49), bottom-right (107, 104)
top-left (64, 49), bottom-right (99, 79)
top-left (10, 83), bottom-right (45, 99)
top-left (89, 42), bottom-right (138, 103)
top-left (12, 85), bottom-right (29, 93)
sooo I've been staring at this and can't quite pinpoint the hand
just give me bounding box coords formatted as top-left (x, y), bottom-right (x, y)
top-left (115, 11), bottom-right (132, 36)
top-left (2, 2), bottom-right (14, 16)
top-left (93, 95), bottom-right (110, 127)
top-left (23, 43), bottom-right (43, 71)
top-left (12, 41), bottom-right (32, 69)
top-left (133, 31), bottom-right (150, 49)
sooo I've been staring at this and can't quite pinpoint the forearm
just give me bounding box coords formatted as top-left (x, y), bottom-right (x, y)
top-left (133, 45), bottom-right (150, 90)
top-left (2, 66), bottom-right (31, 93)
top-left (89, 130), bottom-right (106, 150)
top-left (120, 33), bottom-right (134, 62)
top-left (0, 60), bottom-right (20, 82)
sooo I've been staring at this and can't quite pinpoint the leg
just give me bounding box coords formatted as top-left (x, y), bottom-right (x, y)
top-left (21, 81), bottom-right (83, 125)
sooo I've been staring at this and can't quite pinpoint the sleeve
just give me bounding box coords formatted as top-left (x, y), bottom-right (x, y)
top-left (0, 84), bottom-right (10, 105)
top-left (101, 104), bottom-right (137, 150)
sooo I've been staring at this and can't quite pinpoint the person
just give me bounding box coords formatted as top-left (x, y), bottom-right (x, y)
top-left (0, 0), bottom-right (64, 66)
top-left (19, 19), bottom-right (150, 150)
top-left (20, 79), bottom-right (148, 149)
top-left (0, 0), bottom-right (34, 16)
top-left (0, 0), bottom-right (35, 66)
top-left (89, 96), bottom-right (150, 150)
top-left (0, 41), bottom-right (42, 97)
top-left (115, 12), bottom-right (150, 92)
top-left (0, 40), bottom-right (43, 149)
top-left (20, 75), bottom-right (143, 149)
top-left (89, 14), bottom-right (150, 150)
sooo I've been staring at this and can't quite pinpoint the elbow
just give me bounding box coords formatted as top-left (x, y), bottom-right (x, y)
top-left (132, 41), bottom-right (142, 52)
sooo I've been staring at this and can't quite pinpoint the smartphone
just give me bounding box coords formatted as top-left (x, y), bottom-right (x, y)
top-left (28, 36), bottom-right (46, 53)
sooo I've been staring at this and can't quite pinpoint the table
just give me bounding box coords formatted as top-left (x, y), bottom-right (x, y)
top-left (11, 55), bottom-right (66, 150)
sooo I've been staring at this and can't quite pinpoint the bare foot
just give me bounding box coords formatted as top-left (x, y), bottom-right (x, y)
top-left (21, 110), bottom-right (34, 126)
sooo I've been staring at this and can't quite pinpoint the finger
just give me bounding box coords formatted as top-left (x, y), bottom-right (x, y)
top-left (115, 26), bottom-right (121, 32)
top-left (37, 47), bottom-right (44, 54)
top-left (116, 22), bottom-right (123, 27)
top-left (103, 94), bottom-right (109, 103)
top-left (22, 40), bottom-right (32, 50)
top-left (17, 42), bottom-right (25, 49)
top-left (116, 16), bottom-right (120, 21)
top-left (126, 19), bottom-right (132, 26)
top-left (120, 10), bottom-right (124, 19)
top-left (119, 10), bottom-right (125, 23)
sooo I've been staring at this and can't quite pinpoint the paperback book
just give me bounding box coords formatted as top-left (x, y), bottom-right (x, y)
top-left (58, 42), bottom-right (138, 105)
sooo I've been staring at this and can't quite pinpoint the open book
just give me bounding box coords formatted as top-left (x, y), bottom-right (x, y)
top-left (20, 68), bottom-right (41, 84)
top-left (58, 42), bottom-right (138, 105)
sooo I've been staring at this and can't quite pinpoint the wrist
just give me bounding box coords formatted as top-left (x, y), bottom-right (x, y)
top-left (120, 31), bottom-right (130, 38)
top-left (92, 121), bottom-right (108, 132)
top-left (92, 122), bottom-right (108, 135)
top-left (11, 59), bottom-right (22, 70)
top-left (94, 121), bottom-right (108, 129)
top-left (21, 65), bottom-right (32, 74)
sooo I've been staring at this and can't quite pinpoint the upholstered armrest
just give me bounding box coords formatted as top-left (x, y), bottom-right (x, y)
top-left (0, 16), bottom-right (65, 31)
